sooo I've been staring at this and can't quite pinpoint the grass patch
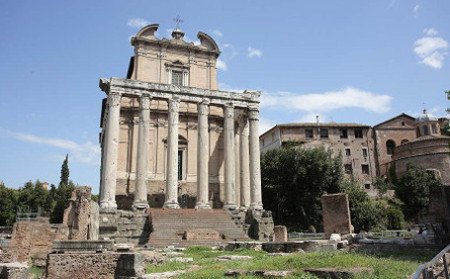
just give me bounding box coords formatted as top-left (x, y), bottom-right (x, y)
top-left (29, 266), bottom-right (44, 277)
top-left (147, 247), bottom-right (438, 279)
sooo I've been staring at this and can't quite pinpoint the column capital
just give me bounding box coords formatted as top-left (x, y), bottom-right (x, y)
top-left (199, 98), bottom-right (210, 105)
top-left (198, 99), bottom-right (210, 116)
top-left (108, 92), bottom-right (122, 106)
top-left (248, 107), bottom-right (259, 120)
top-left (140, 94), bottom-right (151, 109)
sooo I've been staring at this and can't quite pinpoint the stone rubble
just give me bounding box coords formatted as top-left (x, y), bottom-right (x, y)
top-left (217, 255), bottom-right (253, 261)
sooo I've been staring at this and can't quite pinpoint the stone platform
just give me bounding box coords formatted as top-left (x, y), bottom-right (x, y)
top-left (148, 209), bottom-right (250, 247)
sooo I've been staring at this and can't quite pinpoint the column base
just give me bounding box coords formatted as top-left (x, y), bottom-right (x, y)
top-left (250, 203), bottom-right (263, 211)
top-left (132, 201), bottom-right (149, 211)
top-left (99, 200), bottom-right (117, 212)
top-left (195, 202), bottom-right (211, 209)
top-left (223, 203), bottom-right (237, 211)
top-left (163, 201), bottom-right (180, 209)
top-left (239, 205), bottom-right (250, 211)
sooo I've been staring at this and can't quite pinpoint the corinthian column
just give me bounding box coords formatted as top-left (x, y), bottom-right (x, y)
top-left (223, 102), bottom-right (237, 210)
top-left (133, 94), bottom-right (151, 210)
top-left (100, 92), bottom-right (121, 211)
top-left (195, 99), bottom-right (211, 209)
top-left (164, 97), bottom-right (180, 209)
top-left (249, 106), bottom-right (263, 210)
top-left (239, 116), bottom-right (251, 208)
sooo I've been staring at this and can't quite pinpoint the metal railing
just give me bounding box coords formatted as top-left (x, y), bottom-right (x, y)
top-left (412, 244), bottom-right (450, 279)
top-left (288, 232), bottom-right (325, 240)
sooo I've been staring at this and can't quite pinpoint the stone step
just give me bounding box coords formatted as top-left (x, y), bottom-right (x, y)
top-left (148, 209), bottom-right (249, 247)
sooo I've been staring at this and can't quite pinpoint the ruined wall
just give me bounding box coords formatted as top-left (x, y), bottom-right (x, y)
top-left (321, 193), bottom-right (352, 237)
top-left (7, 218), bottom-right (58, 264)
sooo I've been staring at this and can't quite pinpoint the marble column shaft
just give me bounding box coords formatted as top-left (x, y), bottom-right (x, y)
top-left (249, 107), bottom-right (263, 210)
top-left (100, 92), bottom-right (121, 211)
top-left (196, 99), bottom-right (210, 208)
top-left (164, 97), bottom-right (180, 208)
top-left (239, 116), bottom-right (251, 208)
top-left (224, 103), bottom-right (237, 209)
top-left (133, 94), bottom-right (151, 209)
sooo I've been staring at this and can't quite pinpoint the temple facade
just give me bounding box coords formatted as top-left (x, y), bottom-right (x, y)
top-left (98, 24), bottom-right (263, 211)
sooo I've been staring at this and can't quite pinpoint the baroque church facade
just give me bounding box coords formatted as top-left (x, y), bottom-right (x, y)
top-left (98, 24), bottom-right (263, 211)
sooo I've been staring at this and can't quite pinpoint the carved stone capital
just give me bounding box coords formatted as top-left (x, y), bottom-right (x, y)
top-left (168, 97), bottom-right (180, 113)
top-left (140, 94), bottom-right (151, 110)
top-left (198, 99), bottom-right (210, 116)
top-left (248, 106), bottom-right (259, 121)
top-left (108, 92), bottom-right (122, 107)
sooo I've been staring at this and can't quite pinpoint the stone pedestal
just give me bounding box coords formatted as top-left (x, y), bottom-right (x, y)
top-left (321, 193), bottom-right (352, 238)
top-left (273, 225), bottom-right (288, 242)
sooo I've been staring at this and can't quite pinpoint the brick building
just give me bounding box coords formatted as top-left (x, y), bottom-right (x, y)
top-left (259, 122), bottom-right (377, 191)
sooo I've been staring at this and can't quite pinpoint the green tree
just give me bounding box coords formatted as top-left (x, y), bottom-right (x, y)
top-left (17, 180), bottom-right (49, 214)
top-left (50, 155), bottom-right (75, 223)
top-left (261, 146), bottom-right (342, 231)
top-left (0, 182), bottom-right (18, 226)
top-left (373, 177), bottom-right (392, 198)
top-left (60, 154), bottom-right (69, 187)
top-left (395, 165), bottom-right (442, 222)
top-left (339, 179), bottom-right (388, 232)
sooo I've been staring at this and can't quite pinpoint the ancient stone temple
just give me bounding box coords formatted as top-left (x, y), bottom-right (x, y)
top-left (98, 23), bottom-right (263, 211)
top-left (97, 24), bottom-right (273, 245)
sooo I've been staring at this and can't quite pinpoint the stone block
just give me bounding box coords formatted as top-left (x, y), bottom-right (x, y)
top-left (273, 225), bottom-right (288, 242)
top-left (0, 262), bottom-right (28, 279)
top-left (304, 267), bottom-right (373, 279)
top-left (183, 229), bottom-right (220, 241)
top-left (321, 193), bottom-right (352, 238)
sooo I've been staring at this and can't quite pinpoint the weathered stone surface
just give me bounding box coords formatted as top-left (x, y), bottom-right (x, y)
top-left (225, 270), bottom-right (294, 278)
top-left (329, 233), bottom-right (341, 242)
top-left (183, 229), bottom-right (220, 241)
top-left (142, 270), bottom-right (186, 279)
top-left (99, 210), bottom-right (150, 245)
top-left (63, 186), bottom-right (99, 241)
top-left (304, 267), bottom-right (373, 279)
top-left (245, 210), bottom-right (274, 241)
top-left (44, 251), bottom-right (162, 279)
top-left (169, 257), bottom-right (193, 263)
top-left (321, 193), bottom-right (352, 238)
top-left (273, 225), bottom-right (288, 242)
top-left (217, 255), bottom-right (253, 261)
top-left (52, 240), bottom-right (113, 253)
top-left (7, 218), bottom-right (56, 265)
top-left (0, 262), bottom-right (29, 279)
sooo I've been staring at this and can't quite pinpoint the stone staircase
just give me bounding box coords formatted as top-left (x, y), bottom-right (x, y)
top-left (148, 209), bottom-right (250, 247)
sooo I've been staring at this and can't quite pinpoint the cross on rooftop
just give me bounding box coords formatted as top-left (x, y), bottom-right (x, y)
top-left (173, 15), bottom-right (183, 29)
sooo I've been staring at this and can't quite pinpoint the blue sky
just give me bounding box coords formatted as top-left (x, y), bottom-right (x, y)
top-left (1, 0), bottom-right (449, 191)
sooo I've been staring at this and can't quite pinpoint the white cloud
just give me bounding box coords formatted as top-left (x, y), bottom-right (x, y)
top-left (216, 59), bottom-right (227, 71)
top-left (297, 113), bottom-right (329, 123)
top-left (424, 28), bottom-right (438, 36)
top-left (259, 117), bottom-right (275, 135)
top-left (9, 131), bottom-right (100, 166)
top-left (413, 4), bottom-right (420, 16)
top-left (212, 30), bottom-right (223, 37)
top-left (247, 47), bottom-right (263, 58)
top-left (260, 87), bottom-right (392, 114)
top-left (222, 43), bottom-right (239, 59)
top-left (127, 18), bottom-right (149, 29)
top-left (413, 28), bottom-right (448, 69)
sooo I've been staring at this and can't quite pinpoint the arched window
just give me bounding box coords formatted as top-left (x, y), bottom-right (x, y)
top-left (432, 124), bottom-right (438, 134)
top-left (423, 125), bottom-right (430, 136)
top-left (386, 140), bottom-right (396, 155)
top-left (401, 139), bottom-right (409, 144)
